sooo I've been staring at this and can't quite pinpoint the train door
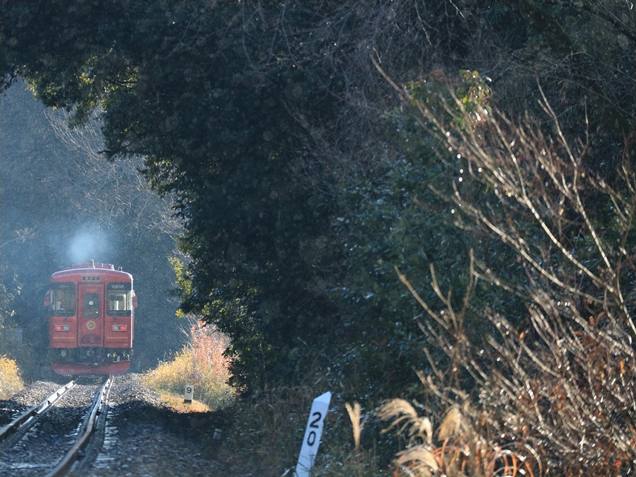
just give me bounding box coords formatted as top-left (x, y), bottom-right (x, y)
top-left (78, 283), bottom-right (104, 346)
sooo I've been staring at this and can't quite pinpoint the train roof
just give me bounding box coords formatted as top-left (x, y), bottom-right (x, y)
top-left (51, 259), bottom-right (133, 281)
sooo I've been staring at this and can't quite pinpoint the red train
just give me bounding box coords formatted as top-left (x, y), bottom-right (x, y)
top-left (46, 259), bottom-right (136, 376)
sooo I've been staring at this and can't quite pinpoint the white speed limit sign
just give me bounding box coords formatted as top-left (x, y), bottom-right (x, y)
top-left (295, 391), bottom-right (331, 476)
top-left (184, 384), bottom-right (194, 403)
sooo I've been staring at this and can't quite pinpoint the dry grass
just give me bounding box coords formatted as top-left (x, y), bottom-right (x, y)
top-left (222, 384), bottom-right (386, 476)
top-left (0, 355), bottom-right (24, 399)
top-left (142, 320), bottom-right (236, 409)
top-left (379, 399), bottom-right (538, 477)
top-left (158, 392), bottom-right (211, 413)
top-left (223, 385), bottom-right (317, 475)
top-left (376, 74), bottom-right (636, 475)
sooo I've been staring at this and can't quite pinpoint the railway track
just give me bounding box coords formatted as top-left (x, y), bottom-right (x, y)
top-left (0, 380), bottom-right (76, 447)
top-left (0, 376), bottom-right (114, 477)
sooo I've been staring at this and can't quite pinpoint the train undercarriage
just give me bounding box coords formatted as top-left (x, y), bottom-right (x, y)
top-left (49, 347), bottom-right (132, 375)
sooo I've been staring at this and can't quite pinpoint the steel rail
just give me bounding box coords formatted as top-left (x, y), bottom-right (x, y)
top-left (0, 380), bottom-right (76, 444)
top-left (47, 375), bottom-right (114, 477)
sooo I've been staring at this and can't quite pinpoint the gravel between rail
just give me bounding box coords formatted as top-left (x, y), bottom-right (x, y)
top-left (0, 374), bottom-right (231, 476)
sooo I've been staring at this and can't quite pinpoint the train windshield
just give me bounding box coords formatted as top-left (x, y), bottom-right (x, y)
top-left (107, 283), bottom-right (132, 316)
top-left (50, 283), bottom-right (76, 315)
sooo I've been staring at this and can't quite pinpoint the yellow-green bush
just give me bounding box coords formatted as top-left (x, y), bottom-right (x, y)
top-left (0, 355), bottom-right (24, 399)
top-left (142, 320), bottom-right (236, 409)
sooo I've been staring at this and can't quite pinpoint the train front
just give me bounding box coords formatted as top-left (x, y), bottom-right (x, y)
top-left (46, 259), bottom-right (136, 376)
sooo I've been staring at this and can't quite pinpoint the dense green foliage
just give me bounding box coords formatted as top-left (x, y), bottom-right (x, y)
top-left (1, 1), bottom-right (633, 405)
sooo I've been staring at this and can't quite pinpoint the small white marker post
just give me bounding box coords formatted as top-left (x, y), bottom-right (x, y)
top-left (295, 391), bottom-right (331, 477)
top-left (184, 384), bottom-right (194, 404)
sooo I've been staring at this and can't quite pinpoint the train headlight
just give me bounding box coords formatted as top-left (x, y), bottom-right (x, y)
top-left (54, 325), bottom-right (70, 331)
top-left (112, 325), bottom-right (128, 331)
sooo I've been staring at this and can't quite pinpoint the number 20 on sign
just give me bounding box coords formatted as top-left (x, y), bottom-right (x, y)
top-left (295, 391), bottom-right (331, 477)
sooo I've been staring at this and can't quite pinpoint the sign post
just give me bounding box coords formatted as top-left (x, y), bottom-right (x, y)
top-left (184, 384), bottom-right (194, 404)
top-left (295, 391), bottom-right (331, 477)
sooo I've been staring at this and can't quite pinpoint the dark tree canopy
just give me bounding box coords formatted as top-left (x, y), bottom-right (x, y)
top-left (2, 0), bottom-right (633, 392)
top-left (2, 1), bottom-right (345, 386)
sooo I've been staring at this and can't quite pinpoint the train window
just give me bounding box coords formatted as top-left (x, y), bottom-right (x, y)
top-left (49, 283), bottom-right (75, 316)
top-left (83, 293), bottom-right (100, 318)
top-left (107, 283), bottom-right (132, 316)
